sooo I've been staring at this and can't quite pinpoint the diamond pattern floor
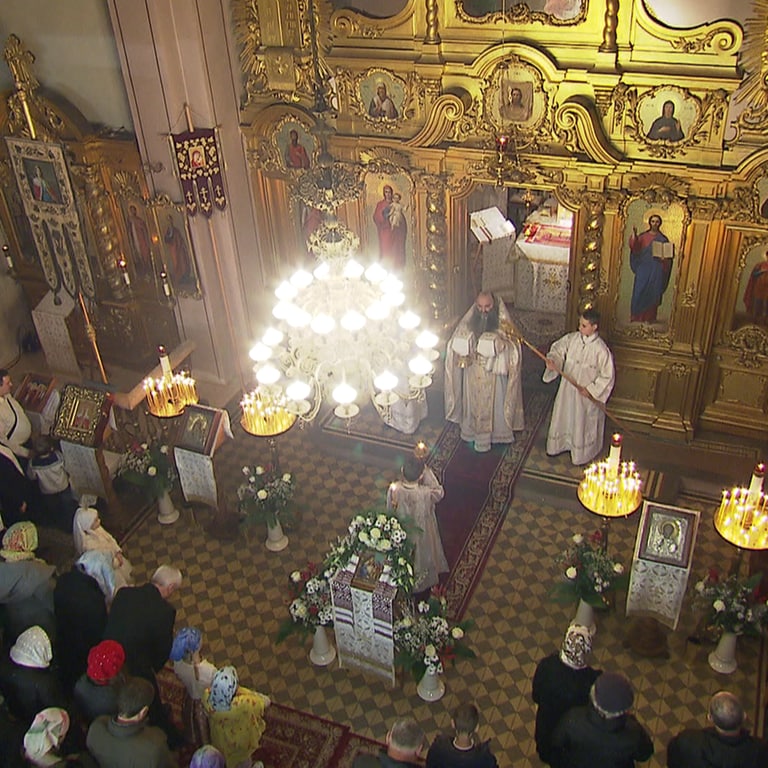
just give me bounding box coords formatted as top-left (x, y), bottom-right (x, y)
top-left (115, 408), bottom-right (765, 768)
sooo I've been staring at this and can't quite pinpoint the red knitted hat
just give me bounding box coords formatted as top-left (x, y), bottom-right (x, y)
top-left (87, 640), bottom-right (125, 684)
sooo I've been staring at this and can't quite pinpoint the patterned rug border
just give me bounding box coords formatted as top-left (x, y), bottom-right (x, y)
top-left (441, 388), bottom-right (554, 619)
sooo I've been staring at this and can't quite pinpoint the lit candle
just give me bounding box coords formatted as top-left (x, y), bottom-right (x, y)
top-left (607, 434), bottom-right (622, 475)
top-left (160, 270), bottom-right (172, 297)
top-left (2, 245), bottom-right (13, 271)
top-left (414, 441), bottom-right (428, 460)
top-left (158, 345), bottom-right (172, 379)
top-left (118, 257), bottom-right (130, 286)
top-left (748, 462), bottom-right (765, 501)
top-left (389, 482), bottom-right (398, 510)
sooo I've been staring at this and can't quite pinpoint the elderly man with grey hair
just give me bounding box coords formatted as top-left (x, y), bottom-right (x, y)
top-left (667, 690), bottom-right (768, 768)
top-left (353, 717), bottom-right (426, 766)
top-left (103, 564), bottom-right (183, 747)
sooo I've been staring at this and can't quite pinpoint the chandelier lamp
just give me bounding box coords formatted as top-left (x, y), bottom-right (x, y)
top-left (577, 434), bottom-right (643, 549)
top-left (244, 221), bottom-right (437, 423)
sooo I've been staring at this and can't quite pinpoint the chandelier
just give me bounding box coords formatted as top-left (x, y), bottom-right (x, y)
top-left (246, 219), bottom-right (437, 422)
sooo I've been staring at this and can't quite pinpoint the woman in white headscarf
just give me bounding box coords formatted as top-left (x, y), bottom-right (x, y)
top-left (0, 626), bottom-right (66, 727)
top-left (72, 507), bottom-right (132, 590)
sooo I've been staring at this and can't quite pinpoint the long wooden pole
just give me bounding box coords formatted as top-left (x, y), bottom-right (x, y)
top-left (515, 330), bottom-right (635, 437)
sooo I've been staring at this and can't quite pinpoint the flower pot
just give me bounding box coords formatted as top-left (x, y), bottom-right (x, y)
top-left (708, 631), bottom-right (738, 674)
top-left (265, 519), bottom-right (288, 552)
top-left (573, 598), bottom-right (597, 636)
top-left (309, 625), bottom-right (336, 666)
top-left (417, 667), bottom-right (446, 702)
top-left (156, 490), bottom-right (179, 525)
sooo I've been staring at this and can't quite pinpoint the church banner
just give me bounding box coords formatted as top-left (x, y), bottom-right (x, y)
top-left (170, 129), bottom-right (226, 217)
top-left (5, 137), bottom-right (95, 299)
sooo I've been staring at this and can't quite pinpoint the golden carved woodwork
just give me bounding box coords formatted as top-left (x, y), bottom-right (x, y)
top-left (235, 3), bottom-right (768, 439)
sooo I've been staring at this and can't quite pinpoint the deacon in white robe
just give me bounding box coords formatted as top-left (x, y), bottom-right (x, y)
top-left (0, 370), bottom-right (32, 463)
top-left (387, 456), bottom-right (448, 593)
top-left (543, 309), bottom-right (615, 465)
top-left (444, 292), bottom-right (525, 452)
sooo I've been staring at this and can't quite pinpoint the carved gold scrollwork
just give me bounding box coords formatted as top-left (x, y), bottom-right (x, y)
top-left (625, 172), bottom-right (690, 203)
top-left (74, 165), bottom-right (126, 300)
top-left (553, 97), bottom-right (622, 165)
top-left (454, 0), bottom-right (586, 26)
top-left (405, 94), bottom-right (468, 148)
top-left (681, 283), bottom-right (698, 308)
top-left (421, 173), bottom-right (447, 321)
top-left (718, 186), bottom-right (757, 222)
top-left (668, 362), bottom-right (691, 379)
top-left (669, 27), bottom-right (740, 55)
top-left (723, 325), bottom-right (768, 368)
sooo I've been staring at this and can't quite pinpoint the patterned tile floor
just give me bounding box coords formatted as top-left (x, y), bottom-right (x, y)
top-left (109, 404), bottom-right (765, 767)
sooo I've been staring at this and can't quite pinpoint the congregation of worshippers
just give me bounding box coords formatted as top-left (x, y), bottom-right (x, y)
top-left (1, 291), bottom-right (767, 768)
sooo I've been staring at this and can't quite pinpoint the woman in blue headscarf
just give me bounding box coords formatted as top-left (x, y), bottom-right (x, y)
top-left (170, 626), bottom-right (216, 747)
top-left (203, 665), bottom-right (270, 768)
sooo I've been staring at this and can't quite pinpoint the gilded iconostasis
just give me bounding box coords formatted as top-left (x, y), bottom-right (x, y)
top-left (0, 0), bottom-right (767, 441)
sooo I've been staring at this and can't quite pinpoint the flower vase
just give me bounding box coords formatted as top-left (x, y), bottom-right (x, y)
top-left (416, 668), bottom-right (446, 702)
top-left (156, 490), bottom-right (179, 525)
top-left (309, 625), bottom-right (336, 666)
top-left (265, 519), bottom-right (288, 552)
top-left (708, 631), bottom-right (738, 674)
top-left (572, 598), bottom-right (597, 636)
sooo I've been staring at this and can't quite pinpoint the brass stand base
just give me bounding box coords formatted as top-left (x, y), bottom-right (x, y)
top-left (624, 617), bottom-right (669, 659)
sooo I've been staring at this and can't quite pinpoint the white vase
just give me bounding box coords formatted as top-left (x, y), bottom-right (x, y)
top-left (573, 598), bottom-right (597, 636)
top-left (708, 631), bottom-right (738, 674)
top-left (156, 490), bottom-right (179, 525)
top-left (309, 625), bottom-right (336, 666)
top-left (265, 519), bottom-right (288, 552)
top-left (416, 668), bottom-right (446, 702)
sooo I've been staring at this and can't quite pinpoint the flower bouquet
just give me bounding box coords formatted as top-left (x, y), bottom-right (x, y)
top-left (276, 561), bottom-right (334, 642)
top-left (237, 464), bottom-right (294, 528)
top-left (694, 569), bottom-right (768, 637)
top-left (394, 586), bottom-right (475, 681)
top-left (117, 441), bottom-right (175, 501)
top-left (550, 531), bottom-right (629, 608)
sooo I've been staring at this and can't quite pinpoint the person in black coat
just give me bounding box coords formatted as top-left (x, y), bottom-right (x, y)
top-left (667, 691), bottom-right (768, 768)
top-left (551, 671), bottom-right (653, 768)
top-left (426, 702), bottom-right (498, 767)
top-left (53, 556), bottom-right (112, 693)
top-left (0, 559), bottom-right (56, 647)
top-left (102, 564), bottom-right (182, 742)
top-left (0, 626), bottom-right (67, 729)
top-left (532, 623), bottom-right (602, 766)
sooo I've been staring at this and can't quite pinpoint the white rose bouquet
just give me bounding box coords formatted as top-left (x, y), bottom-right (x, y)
top-left (694, 568), bottom-right (768, 637)
top-left (238, 463), bottom-right (294, 528)
top-left (550, 531), bottom-right (629, 608)
top-left (276, 561), bottom-right (334, 642)
top-left (118, 441), bottom-right (175, 500)
top-left (394, 586), bottom-right (475, 681)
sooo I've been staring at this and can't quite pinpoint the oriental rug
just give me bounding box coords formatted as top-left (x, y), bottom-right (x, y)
top-left (157, 667), bottom-right (384, 768)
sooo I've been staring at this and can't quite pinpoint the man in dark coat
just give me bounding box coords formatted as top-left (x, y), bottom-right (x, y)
top-left (53, 563), bottom-right (109, 692)
top-left (551, 671), bottom-right (653, 768)
top-left (533, 623), bottom-right (602, 766)
top-left (0, 559), bottom-right (56, 645)
top-left (667, 691), bottom-right (768, 768)
top-left (103, 564), bottom-right (182, 742)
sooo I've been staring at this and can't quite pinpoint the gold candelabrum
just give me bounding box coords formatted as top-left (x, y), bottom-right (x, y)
top-left (241, 387), bottom-right (297, 437)
top-left (143, 346), bottom-right (198, 418)
top-left (578, 434), bottom-right (643, 547)
top-left (714, 463), bottom-right (768, 553)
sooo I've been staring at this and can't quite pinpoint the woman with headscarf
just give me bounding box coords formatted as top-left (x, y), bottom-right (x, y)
top-left (202, 665), bottom-right (270, 768)
top-left (190, 745), bottom-right (227, 768)
top-left (73, 640), bottom-right (126, 724)
top-left (0, 521), bottom-right (40, 561)
top-left (52, 552), bottom-right (114, 693)
top-left (23, 706), bottom-right (97, 767)
top-left (170, 626), bottom-right (216, 748)
top-left (532, 623), bottom-right (602, 767)
top-left (0, 626), bottom-right (66, 728)
top-left (0, 534), bottom-right (56, 645)
top-left (72, 506), bottom-right (132, 590)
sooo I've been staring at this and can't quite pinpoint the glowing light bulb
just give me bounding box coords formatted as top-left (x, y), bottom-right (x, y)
top-left (332, 381), bottom-right (357, 405)
top-left (249, 342), bottom-right (272, 362)
top-left (374, 371), bottom-right (398, 391)
top-left (256, 364), bottom-right (281, 385)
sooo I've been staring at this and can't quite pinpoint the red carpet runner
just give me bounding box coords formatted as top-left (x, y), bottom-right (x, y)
top-left (430, 373), bottom-right (554, 620)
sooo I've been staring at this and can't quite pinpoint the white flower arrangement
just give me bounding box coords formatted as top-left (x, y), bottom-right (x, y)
top-left (694, 568), bottom-right (768, 637)
top-left (237, 464), bottom-right (294, 528)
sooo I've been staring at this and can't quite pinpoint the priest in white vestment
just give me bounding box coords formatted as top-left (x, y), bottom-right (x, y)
top-left (543, 309), bottom-right (615, 465)
top-left (387, 455), bottom-right (448, 593)
top-left (444, 292), bottom-right (525, 452)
